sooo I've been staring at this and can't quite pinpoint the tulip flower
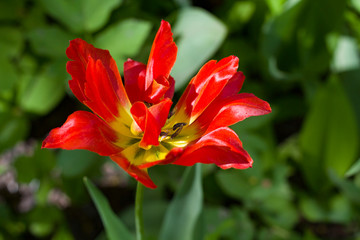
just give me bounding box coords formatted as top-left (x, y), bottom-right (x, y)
top-left (42, 20), bottom-right (271, 188)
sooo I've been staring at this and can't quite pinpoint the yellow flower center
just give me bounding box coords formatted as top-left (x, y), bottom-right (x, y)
top-left (110, 108), bottom-right (200, 167)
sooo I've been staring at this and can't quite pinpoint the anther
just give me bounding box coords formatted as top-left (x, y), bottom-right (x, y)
top-left (171, 128), bottom-right (182, 139)
top-left (160, 131), bottom-right (168, 137)
top-left (172, 122), bottom-right (186, 131)
top-left (171, 122), bottom-right (186, 139)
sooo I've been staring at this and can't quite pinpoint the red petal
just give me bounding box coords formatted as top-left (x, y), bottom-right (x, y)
top-left (144, 75), bottom-right (170, 103)
top-left (66, 38), bottom-right (130, 110)
top-left (131, 99), bottom-right (172, 149)
top-left (164, 76), bottom-right (175, 100)
top-left (124, 59), bottom-right (147, 103)
top-left (131, 102), bottom-right (159, 148)
top-left (166, 127), bottom-right (253, 169)
top-left (149, 98), bottom-right (173, 129)
top-left (173, 56), bottom-right (239, 124)
top-left (145, 20), bottom-right (177, 90)
top-left (124, 59), bottom-right (175, 104)
top-left (217, 72), bottom-right (245, 99)
top-left (84, 57), bottom-right (123, 122)
top-left (111, 155), bottom-right (157, 189)
top-left (42, 111), bottom-right (121, 156)
top-left (195, 93), bottom-right (272, 133)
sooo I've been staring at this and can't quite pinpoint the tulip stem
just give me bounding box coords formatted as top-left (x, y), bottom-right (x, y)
top-left (135, 182), bottom-right (144, 240)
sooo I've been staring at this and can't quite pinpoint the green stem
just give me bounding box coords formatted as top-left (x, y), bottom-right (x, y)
top-left (135, 182), bottom-right (144, 240)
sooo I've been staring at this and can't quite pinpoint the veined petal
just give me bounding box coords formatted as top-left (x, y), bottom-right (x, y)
top-left (145, 20), bottom-right (177, 90)
top-left (111, 154), bottom-right (157, 189)
top-left (130, 99), bottom-right (172, 149)
top-left (124, 59), bottom-right (147, 103)
top-left (166, 127), bottom-right (253, 169)
top-left (42, 111), bottom-right (122, 156)
top-left (66, 38), bottom-right (131, 111)
top-left (172, 56), bottom-right (239, 125)
top-left (84, 57), bottom-right (127, 123)
top-left (195, 93), bottom-right (272, 133)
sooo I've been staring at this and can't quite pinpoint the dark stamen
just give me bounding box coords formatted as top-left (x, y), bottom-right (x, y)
top-left (172, 122), bottom-right (186, 131)
top-left (144, 102), bottom-right (152, 108)
top-left (171, 128), bottom-right (182, 139)
top-left (171, 122), bottom-right (186, 139)
top-left (160, 131), bottom-right (168, 137)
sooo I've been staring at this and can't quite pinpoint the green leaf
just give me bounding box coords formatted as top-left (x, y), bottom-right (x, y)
top-left (328, 170), bottom-right (360, 205)
top-left (171, 7), bottom-right (227, 90)
top-left (83, 177), bottom-right (134, 240)
top-left (18, 60), bottom-right (67, 115)
top-left (159, 164), bottom-right (203, 240)
top-left (216, 168), bottom-right (262, 202)
top-left (262, 0), bottom-right (304, 57)
top-left (228, 1), bottom-right (256, 25)
top-left (351, 0), bottom-right (360, 13)
top-left (300, 196), bottom-right (327, 222)
top-left (95, 19), bottom-right (152, 73)
top-left (120, 200), bottom-right (168, 239)
top-left (14, 144), bottom-right (56, 183)
top-left (263, 0), bottom-right (347, 78)
top-left (40, 0), bottom-right (122, 33)
top-left (265, 0), bottom-right (286, 15)
top-left (0, 111), bottom-right (29, 154)
top-left (28, 26), bottom-right (76, 58)
top-left (345, 158), bottom-right (360, 177)
top-left (22, 3), bottom-right (47, 30)
top-left (331, 36), bottom-right (360, 72)
top-left (203, 207), bottom-right (254, 240)
top-left (0, 27), bottom-right (23, 94)
top-left (0, 57), bottom-right (18, 94)
top-left (0, 0), bottom-right (23, 20)
top-left (260, 195), bottom-right (298, 229)
top-left (27, 206), bottom-right (62, 238)
top-left (0, 27), bottom-right (23, 57)
top-left (299, 76), bottom-right (359, 190)
top-left (57, 150), bottom-right (100, 178)
top-left (52, 226), bottom-right (75, 240)
top-left (328, 194), bottom-right (352, 223)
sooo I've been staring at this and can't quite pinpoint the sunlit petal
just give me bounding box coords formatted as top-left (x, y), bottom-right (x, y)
top-left (42, 111), bottom-right (123, 156)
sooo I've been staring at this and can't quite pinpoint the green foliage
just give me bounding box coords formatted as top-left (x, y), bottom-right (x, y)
top-left (346, 158), bottom-right (360, 177)
top-left (0, 112), bottom-right (28, 154)
top-left (171, 7), bottom-right (227, 90)
top-left (57, 149), bottom-right (100, 178)
top-left (84, 177), bottom-right (134, 240)
top-left (159, 165), bottom-right (203, 240)
top-left (14, 144), bottom-right (56, 183)
top-left (95, 19), bottom-right (152, 73)
top-left (28, 26), bottom-right (76, 58)
top-left (39, 0), bottom-right (123, 33)
top-left (300, 76), bottom-right (359, 191)
top-left (18, 60), bottom-right (68, 115)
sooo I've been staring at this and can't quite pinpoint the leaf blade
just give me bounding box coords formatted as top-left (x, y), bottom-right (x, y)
top-left (159, 164), bottom-right (203, 240)
top-left (171, 7), bottom-right (227, 90)
top-left (84, 177), bottom-right (134, 240)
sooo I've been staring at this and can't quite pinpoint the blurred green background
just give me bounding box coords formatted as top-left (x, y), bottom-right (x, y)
top-left (0, 0), bottom-right (360, 239)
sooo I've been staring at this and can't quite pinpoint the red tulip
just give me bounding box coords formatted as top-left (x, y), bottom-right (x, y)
top-left (42, 20), bottom-right (271, 188)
